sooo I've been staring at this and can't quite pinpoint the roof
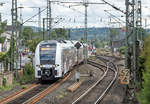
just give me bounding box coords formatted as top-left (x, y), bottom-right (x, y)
top-left (1, 32), bottom-right (11, 39)
top-left (5, 25), bottom-right (19, 32)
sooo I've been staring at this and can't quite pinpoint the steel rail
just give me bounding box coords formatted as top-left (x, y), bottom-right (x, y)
top-left (94, 61), bottom-right (118, 104)
top-left (72, 60), bottom-right (108, 104)
top-left (72, 57), bottom-right (118, 104)
top-left (0, 84), bottom-right (40, 104)
top-left (23, 72), bottom-right (71, 104)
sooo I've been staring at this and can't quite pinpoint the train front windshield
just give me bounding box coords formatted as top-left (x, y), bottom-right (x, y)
top-left (40, 44), bottom-right (56, 65)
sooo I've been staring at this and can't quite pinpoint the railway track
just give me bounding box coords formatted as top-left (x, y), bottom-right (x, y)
top-left (72, 57), bottom-right (118, 104)
top-left (0, 55), bottom-right (118, 104)
top-left (0, 61), bottom-right (83, 104)
top-left (7, 84), bottom-right (52, 104)
top-left (0, 72), bottom-right (71, 104)
top-left (0, 84), bottom-right (40, 104)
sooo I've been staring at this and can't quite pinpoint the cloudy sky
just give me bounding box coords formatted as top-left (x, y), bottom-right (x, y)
top-left (0, 0), bottom-right (150, 28)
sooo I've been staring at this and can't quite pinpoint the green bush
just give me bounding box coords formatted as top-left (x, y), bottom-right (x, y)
top-left (119, 46), bottom-right (126, 54)
top-left (24, 63), bottom-right (34, 75)
top-left (95, 41), bottom-right (105, 48)
top-left (20, 63), bottom-right (34, 84)
top-left (137, 69), bottom-right (150, 104)
top-left (2, 77), bottom-right (6, 87)
top-left (137, 35), bottom-right (150, 104)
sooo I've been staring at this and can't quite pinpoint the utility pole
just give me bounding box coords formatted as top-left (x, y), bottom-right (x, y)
top-left (18, 4), bottom-right (23, 46)
top-left (47, 0), bottom-right (52, 40)
top-left (0, 13), bottom-right (1, 23)
top-left (38, 7), bottom-right (41, 35)
top-left (68, 29), bottom-right (71, 40)
top-left (43, 18), bottom-right (45, 40)
top-left (84, 1), bottom-right (88, 64)
top-left (11, 0), bottom-right (18, 77)
top-left (18, 4), bottom-right (23, 70)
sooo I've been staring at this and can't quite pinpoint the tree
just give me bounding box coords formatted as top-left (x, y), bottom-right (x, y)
top-left (23, 27), bottom-right (34, 40)
top-left (52, 28), bottom-right (67, 39)
top-left (51, 30), bottom-right (57, 40)
top-left (137, 35), bottom-right (150, 104)
top-left (0, 20), bottom-right (7, 35)
top-left (26, 37), bottom-right (41, 52)
top-left (109, 28), bottom-right (119, 54)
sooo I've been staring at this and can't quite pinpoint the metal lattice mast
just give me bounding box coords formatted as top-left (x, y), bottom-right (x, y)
top-left (11, 0), bottom-right (18, 71)
top-left (124, 0), bottom-right (140, 103)
top-left (47, 0), bottom-right (52, 40)
top-left (136, 0), bottom-right (142, 40)
top-left (136, 0), bottom-right (142, 88)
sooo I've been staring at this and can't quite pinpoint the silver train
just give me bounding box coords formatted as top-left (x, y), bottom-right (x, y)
top-left (34, 40), bottom-right (86, 80)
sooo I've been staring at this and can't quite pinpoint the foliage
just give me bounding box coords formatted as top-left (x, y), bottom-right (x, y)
top-left (136, 27), bottom-right (147, 40)
top-left (137, 35), bottom-right (150, 104)
top-left (119, 46), bottom-right (126, 54)
top-left (78, 37), bottom-right (85, 43)
top-left (51, 28), bottom-right (67, 40)
top-left (21, 85), bottom-right (27, 89)
top-left (0, 37), bottom-right (6, 43)
top-left (95, 40), bottom-right (105, 48)
top-left (24, 63), bottom-right (34, 75)
top-left (25, 37), bottom-right (41, 52)
top-left (0, 52), bottom-right (6, 61)
top-left (0, 20), bottom-right (7, 35)
top-left (23, 27), bottom-right (34, 40)
top-left (19, 63), bottom-right (34, 84)
top-left (2, 77), bottom-right (6, 87)
top-left (0, 78), bottom-right (19, 91)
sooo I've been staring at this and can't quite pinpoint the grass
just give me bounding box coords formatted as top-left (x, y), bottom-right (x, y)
top-left (0, 63), bottom-right (34, 91)
top-left (19, 74), bottom-right (34, 84)
top-left (21, 85), bottom-right (27, 89)
top-left (56, 91), bottom-right (68, 99)
top-left (0, 79), bottom-right (20, 91)
top-left (88, 56), bottom-right (104, 65)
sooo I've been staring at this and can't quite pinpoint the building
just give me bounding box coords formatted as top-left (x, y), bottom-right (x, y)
top-left (0, 31), bottom-right (11, 52)
top-left (112, 39), bottom-right (126, 49)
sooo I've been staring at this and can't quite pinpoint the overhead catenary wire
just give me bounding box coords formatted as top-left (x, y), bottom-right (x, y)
top-left (101, 0), bottom-right (126, 14)
top-left (22, 8), bottom-right (47, 25)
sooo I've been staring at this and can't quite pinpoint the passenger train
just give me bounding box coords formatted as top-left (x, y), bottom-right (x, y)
top-left (34, 40), bottom-right (86, 81)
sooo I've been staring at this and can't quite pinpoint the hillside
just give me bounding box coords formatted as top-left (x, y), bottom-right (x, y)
top-left (28, 26), bottom-right (126, 40)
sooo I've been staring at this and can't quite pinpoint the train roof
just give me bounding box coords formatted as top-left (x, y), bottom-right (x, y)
top-left (39, 40), bottom-right (84, 49)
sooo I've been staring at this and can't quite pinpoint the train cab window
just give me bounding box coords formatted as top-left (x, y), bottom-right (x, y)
top-left (40, 44), bottom-right (56, 64)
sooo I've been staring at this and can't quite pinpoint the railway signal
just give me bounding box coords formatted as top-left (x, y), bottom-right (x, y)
top-left (74, 42), bottom-right (81, 49)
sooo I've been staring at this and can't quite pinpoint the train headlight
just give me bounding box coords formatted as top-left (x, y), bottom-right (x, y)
top-left (52, 64), bottom-right (59, 68)
top-left (52, 65), bottom-right (56, 68)
top-left (40, 64), bottom-right (42, 68)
